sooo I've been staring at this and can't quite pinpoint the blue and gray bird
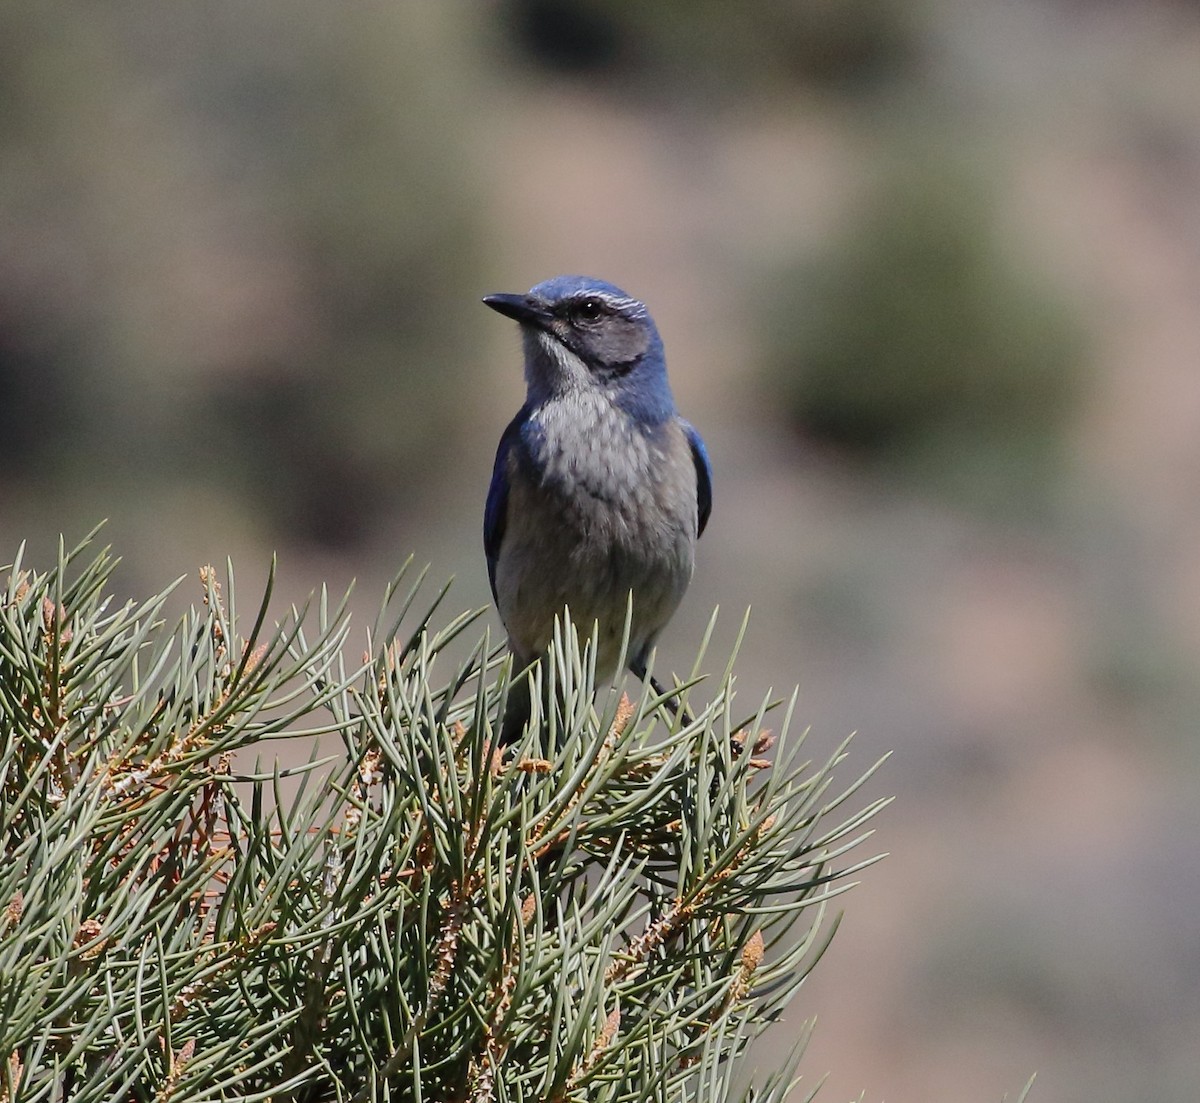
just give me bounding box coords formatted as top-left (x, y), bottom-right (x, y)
top-left (483, 275), bottom-right (712, 743)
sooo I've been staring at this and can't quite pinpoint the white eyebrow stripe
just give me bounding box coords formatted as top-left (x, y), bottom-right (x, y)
top-left (582, 292), bottom-right (645, 317)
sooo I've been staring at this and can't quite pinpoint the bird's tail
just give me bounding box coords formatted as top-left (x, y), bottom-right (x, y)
top-left (499, 659), bottom-right (534, 746)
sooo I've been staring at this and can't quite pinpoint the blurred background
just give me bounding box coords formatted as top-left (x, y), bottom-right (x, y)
top-left (3, 0), bottom-right (1200, 1099)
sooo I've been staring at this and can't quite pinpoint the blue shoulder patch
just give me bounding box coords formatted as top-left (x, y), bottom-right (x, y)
top-left (681, 421), bottom-right (712, 538)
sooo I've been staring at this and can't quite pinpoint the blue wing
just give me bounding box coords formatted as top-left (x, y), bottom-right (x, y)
top-left (681, 421), bottom-right (712, 538)
top-left (484, 408), bottom-right (528, 601)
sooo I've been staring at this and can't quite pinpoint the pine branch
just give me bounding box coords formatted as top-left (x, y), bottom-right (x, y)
top-left (0, 534), bottom-right (887, 1102)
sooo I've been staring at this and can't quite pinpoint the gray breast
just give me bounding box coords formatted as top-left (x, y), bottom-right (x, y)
top-left (537, 394), bottom-right (694, 552)
top-left (497, 394), bottom-right (697, 674)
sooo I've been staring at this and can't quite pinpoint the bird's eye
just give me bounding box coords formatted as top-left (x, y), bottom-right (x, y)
top-left (573, 298), bottom-right (605, 324)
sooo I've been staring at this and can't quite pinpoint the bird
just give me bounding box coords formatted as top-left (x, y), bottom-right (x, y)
top-left (482, 275), bottom-right (712, 744)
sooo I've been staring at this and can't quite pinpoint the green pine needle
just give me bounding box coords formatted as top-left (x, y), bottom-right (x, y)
top-left (0, 535), bottom-right (887, 1103)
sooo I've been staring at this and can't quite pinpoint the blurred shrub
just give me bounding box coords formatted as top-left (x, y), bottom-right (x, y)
top-left (0, 4), bottom-right (484, 549)
top-left (496, 0), bottom-right (917, 96)
top-left (765, 160), bottom-right (1084, 513)
top-left (186, 4), bottom-right (486, 546)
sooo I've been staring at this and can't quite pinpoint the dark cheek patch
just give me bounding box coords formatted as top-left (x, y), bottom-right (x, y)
top-left (587, 317), bottom-right (649, 366)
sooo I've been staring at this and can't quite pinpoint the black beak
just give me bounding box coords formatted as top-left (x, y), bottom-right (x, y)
top-left (482, 292), bottom-right (553, 328)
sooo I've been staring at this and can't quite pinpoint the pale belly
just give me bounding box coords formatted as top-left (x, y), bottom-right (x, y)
top-left (495, 471), bottom-right (695, 678)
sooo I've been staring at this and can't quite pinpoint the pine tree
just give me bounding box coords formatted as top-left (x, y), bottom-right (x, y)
top-left (0, 531), bottom-right (886, 1102)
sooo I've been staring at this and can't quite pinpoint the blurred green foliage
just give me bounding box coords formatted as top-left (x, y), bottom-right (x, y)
top-left (498, 0), bottom-right (918, 96)
top-left (0, 4), bottom-right (484, 549)
top-left (766, 158), bottom-right (1084, 513)
top-left (200, 8), bottom-right (485, 545)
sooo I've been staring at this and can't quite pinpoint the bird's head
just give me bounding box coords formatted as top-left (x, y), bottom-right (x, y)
top-left (484, 275), bottom-right (674, 424)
